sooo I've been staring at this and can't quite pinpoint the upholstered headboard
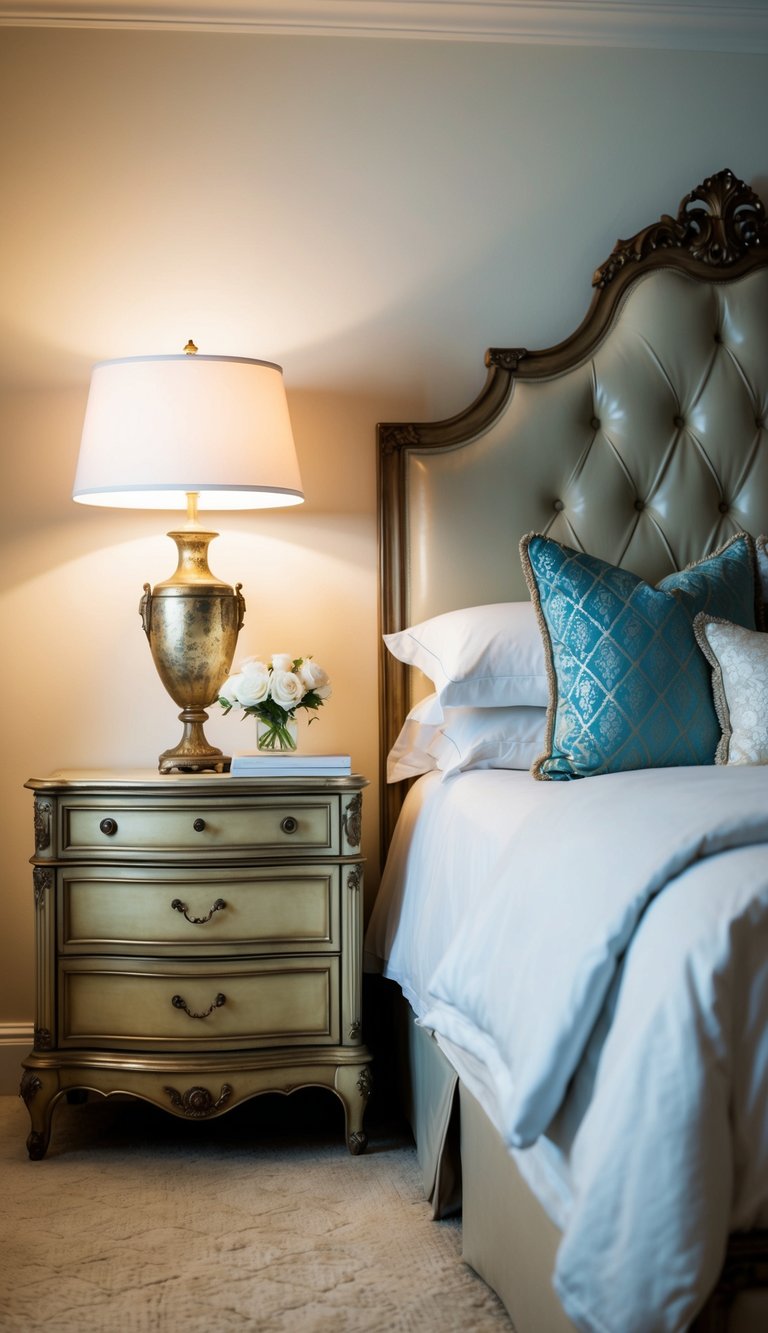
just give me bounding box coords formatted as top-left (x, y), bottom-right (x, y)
top-left (378, 168), bottom-right (768, 844)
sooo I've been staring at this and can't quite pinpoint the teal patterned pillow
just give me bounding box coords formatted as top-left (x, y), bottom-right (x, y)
top-left (520, 533), bottom-right (757, 780)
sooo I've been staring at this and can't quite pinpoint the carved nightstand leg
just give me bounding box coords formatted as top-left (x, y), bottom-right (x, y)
top-left (20, 1068), bottom-right (58, 1160)
top-left (335, 1062), bottom-right (372, 1155)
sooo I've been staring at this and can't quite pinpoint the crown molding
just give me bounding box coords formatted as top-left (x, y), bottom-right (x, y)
top-left (1, 2), bottom-right (768, 53)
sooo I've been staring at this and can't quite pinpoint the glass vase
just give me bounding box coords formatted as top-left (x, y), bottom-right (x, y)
top-left (256, 717), bottom-right (298, 752)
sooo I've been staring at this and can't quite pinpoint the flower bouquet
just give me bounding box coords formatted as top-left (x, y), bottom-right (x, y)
top-left (219, 654), bottom-right (331, 751)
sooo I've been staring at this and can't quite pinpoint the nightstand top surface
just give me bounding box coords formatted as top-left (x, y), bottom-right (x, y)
top-left (26, 769), bottom-right (368, 794)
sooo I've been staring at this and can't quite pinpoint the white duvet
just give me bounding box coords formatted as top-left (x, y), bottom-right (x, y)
top-left (369, 766), bottom-right (768, 1333)
top-left (421, 765), bottom-right (768, 1332)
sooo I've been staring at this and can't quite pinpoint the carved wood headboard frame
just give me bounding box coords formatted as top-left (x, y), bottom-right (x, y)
top-left (377, 168), bottom-right (768, 850)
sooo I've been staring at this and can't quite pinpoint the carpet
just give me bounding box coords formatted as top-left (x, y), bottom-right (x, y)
top-left (0, 1091), bottom-right (512, 1331)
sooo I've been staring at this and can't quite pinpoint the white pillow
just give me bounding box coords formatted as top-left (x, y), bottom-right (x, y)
top-left (430, 705), bottom-right (546, 780)
top-left (383, 602), bottom-right (548, 710)
top-left (694, 613), bottom-right (768, 764)
top-left (386, 693), bottom-right (546, 782)
top-left (386, 694), bottom-right (443, 782)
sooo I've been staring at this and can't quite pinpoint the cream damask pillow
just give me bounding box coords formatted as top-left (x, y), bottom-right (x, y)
top-left (694, 614), bottom-right (768, 765)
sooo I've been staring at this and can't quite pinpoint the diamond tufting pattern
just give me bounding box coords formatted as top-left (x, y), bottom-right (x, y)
top-left (523, 268), bottom-right (768, 581)
top-left (404, 267), bottom-right (768, 617)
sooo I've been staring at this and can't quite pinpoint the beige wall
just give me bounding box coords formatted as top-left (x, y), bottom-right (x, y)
top-left (2, 27), bottom-right (768, 1060)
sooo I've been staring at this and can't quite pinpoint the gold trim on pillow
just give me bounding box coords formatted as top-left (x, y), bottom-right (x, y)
top-left (693, 613), bottom-right (734, 765)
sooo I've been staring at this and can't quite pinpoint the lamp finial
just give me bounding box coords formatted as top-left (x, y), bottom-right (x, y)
top-left (183, 339), bottom-right (198, 355)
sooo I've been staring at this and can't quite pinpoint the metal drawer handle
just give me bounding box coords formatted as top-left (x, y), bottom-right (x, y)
top-left (193, 818), bottom-right (206, 832)
top-left (172, 992), bottom-right (226, 1020)
top-left (99, 818), bottom-right (118, 837)
top-left (281, 816), bottom-right (298, 835)
top-left (170, 898), bottom-right (226, 925)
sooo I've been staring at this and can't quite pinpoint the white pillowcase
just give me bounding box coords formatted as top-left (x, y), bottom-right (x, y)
top-left (694, 613), bottom-right (768, 765)
top-left (383, 602), bottom-right (548, 711)
top-left (387, 693), bottom-right (546, 782)
top-left (386, 695), bottom-right (444, 782)
top-left (432, 705), bottom-right (546, 780)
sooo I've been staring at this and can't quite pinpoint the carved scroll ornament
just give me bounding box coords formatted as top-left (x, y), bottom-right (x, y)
top-left (33, 797), bottom-right (53, 853)
top-left (346, 865), bottom-right (362, 894)
top-left (342, 794), bottom-right (362, 849)
top-left (379, 422), bottom-right (421, 453)
top-left (357, 1067), bottom-right (373, 1100)
top-left (594, 168), bottom-right (768, 288)
top-left (33, 866), bottom-right (54, 909)
top-left (163, 1084), bottom-right (232, 1117)
top-left (486, 347), bottom-right (528, 372)
top-left (20, 1070), bottom-right (42, 1105)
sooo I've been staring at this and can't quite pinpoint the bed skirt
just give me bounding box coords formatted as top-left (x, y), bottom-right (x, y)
top-left (395, 987), bottom-right (461, 1218)
top-left (394, 989), bottom-right (768, 1332)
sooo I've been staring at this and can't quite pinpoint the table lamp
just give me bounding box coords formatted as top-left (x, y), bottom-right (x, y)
top-left (73, 343), bottom-right (304, 773)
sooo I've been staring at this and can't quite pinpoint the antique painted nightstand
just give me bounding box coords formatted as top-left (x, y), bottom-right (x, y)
top-left (21, 770), bottom-right (370, 1159)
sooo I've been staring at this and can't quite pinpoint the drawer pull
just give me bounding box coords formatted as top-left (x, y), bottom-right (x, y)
top-left (170, 897), bottom-right (226, 925)
top-left (99, 818), bottom-right (118, 837)
top-left (193, 818), bottom-right (206, 832)
top-left (281, 816), bottom-right (299, 835)
top-left (172, 992), bottom-right (226, 1020)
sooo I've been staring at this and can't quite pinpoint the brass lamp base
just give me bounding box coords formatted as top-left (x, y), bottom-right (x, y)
top-left (158, 708), bottom-right (230, 775)
top-left (140, 522), bottom-right (246, 774)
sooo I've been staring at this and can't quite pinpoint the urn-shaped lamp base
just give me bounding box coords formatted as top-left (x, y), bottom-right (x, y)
top-left (140, 527), bottom-right (246, 774)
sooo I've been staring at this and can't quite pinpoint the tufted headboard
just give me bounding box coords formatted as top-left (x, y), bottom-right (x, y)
top-left (378, 168), bottom-right (768, 845)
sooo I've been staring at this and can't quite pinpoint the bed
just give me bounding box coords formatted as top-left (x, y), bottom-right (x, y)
top-left (365, 168), bottom-right (768, 1332)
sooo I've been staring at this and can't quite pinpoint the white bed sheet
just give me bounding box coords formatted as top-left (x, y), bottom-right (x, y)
top-left (365, 768), bottom-right (548, 1018)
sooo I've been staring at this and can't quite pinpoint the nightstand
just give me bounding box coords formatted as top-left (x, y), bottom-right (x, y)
top-left (20, 770), bottom-right (371, 1159)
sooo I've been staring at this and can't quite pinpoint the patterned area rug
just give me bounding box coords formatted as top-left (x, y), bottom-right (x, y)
top-left (1, 1093), bottom-right (512, 1331)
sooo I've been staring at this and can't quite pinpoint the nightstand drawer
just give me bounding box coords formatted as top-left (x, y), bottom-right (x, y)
top-left (59, 957), bottom-right (340, 1050)
top-left (60, 795), bottom-right (338, 857)
top-left (58, 865), bottom-right (340, 955)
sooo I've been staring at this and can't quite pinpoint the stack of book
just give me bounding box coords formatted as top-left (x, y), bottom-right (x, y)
top-left (230, 752), bottom-right (352, 777)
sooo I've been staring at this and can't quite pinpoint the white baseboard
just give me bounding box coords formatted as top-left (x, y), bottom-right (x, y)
top-left (0, 1025), bottom-right (32, 1095)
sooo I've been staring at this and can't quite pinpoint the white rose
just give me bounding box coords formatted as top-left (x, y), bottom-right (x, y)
top-left (298, 659), bottom-right (331, 696)
top-left (270, 669), bottom-right (304, 708)
top-left (237, 661), bottom-right (270, 706)
top-left (271, 653), bottom-right (293, 672)
top-left (219, 674), bottom-right (242, 706)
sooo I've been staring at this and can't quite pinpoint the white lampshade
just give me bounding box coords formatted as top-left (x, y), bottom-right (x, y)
top-left (73, 353), bottom-right (304, 510)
